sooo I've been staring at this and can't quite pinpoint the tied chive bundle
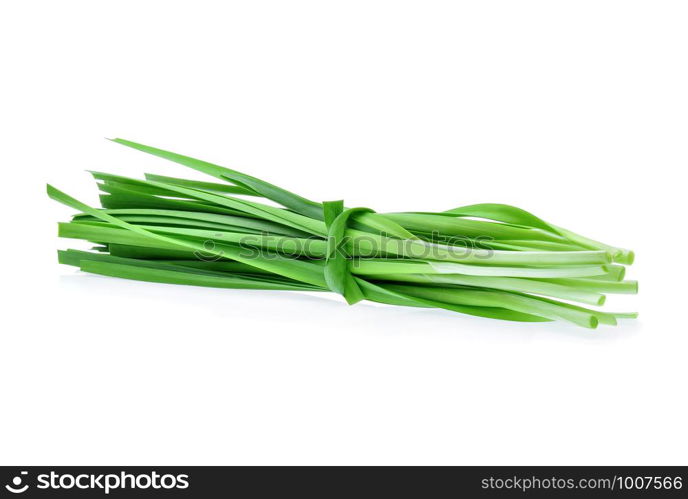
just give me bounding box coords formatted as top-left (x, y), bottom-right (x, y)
top-left (48, 139), bottom-right (637, 329)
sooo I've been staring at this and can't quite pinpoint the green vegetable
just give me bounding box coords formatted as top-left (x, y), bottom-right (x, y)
top-left (48, 139), bottom-right (638, 329)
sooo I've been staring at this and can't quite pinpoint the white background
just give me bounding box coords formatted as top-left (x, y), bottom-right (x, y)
top-left (1, 1), bottom-right (686, 465)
